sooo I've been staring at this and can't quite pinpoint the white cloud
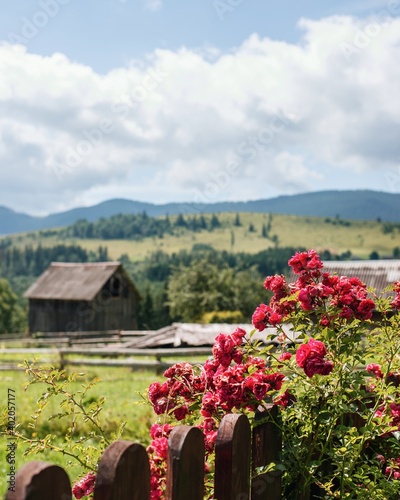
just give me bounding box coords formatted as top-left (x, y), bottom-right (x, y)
top-left (0, 13), bottom-right (400, 214)
top-left (144, 0), bottom-right (163, 12)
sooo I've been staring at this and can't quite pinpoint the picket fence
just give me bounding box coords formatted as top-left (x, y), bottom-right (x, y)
top-left (6, 407), bottom-right (281, 500)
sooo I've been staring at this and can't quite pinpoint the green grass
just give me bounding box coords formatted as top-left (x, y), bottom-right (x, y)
top-left (4, 212), bottom-right (399, 261)
top-left (0, 365), bottom-right (160, 496)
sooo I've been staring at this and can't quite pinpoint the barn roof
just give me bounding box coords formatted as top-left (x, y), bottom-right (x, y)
top-left (288, 260), bottom-right (400, 294)
top-left (24, 262), bottom-right (131, 301)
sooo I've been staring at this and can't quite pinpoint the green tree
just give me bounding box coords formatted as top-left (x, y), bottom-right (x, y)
top-left (166, 259), bottom-right (264, 322)
top-left (0, 278), bottom-right (26, 333)
top-left (261, 223), bottom-right (268, 238)
top-left (370, 250), bottom-right (380, 260)
top-left (210, 214), bottom-right (221, 230)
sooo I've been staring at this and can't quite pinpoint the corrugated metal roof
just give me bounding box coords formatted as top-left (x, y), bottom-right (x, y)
top-left (126, 322), bottom-right (296, 348)
top-left (24, 262), bottom-right (122, 301)
top-left (288, 260), bottom-right (400, 294)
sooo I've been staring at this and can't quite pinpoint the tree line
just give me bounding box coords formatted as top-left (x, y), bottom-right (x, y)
top-left (0, 244), bottom-right (109, 279)
top-left (57, 213), bottom-right (224, 240)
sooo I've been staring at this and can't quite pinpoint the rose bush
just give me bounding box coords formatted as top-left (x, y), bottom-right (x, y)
top-left (142, 250), bottom-right (400, 499)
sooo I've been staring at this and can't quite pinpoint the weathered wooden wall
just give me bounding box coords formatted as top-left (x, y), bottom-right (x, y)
top-left (28, 269), bottom-right (138, 333)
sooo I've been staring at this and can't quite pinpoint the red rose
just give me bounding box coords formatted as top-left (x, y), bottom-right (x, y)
top-left (308, 338), bottom-right (327, 357)
top-left (304, 357), bottom-right (334, 378)
top-left (278, 352), bottom-right (292, 362)
top-left (296, 343), bottom-right (311, 368)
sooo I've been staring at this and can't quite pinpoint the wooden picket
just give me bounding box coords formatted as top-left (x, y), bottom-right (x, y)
top-left (166, 426), bottom-right (204, 500)
top-left (6, 412), bottom-right (281, 500)
top-left (251, 405), bottom-right (282, 499)
top-left (5, 462), bottom-right (72, 499)
top-left (94, 441), bottom-right (150, 500)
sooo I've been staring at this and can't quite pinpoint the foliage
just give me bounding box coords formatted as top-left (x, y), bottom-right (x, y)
top-left (0, 243), bottom-right (108, 278)
top-left (59, 213), bottom-right (224, 240)
top-left (0, 364), bottom-right (157, 495)
top-left (145, 250), bottom-right (400, 499)
top-left (0, 278), bottom-right (26, 333)
top-left (201, 309), bottom-right (244, 323)
top-left (7, 362), bottom-right (125, 471)
top-left (166, 258), bottom-right (264, 322)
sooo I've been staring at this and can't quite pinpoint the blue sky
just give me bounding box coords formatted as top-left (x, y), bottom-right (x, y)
top-left (0, 0), bottom-right (399, 215)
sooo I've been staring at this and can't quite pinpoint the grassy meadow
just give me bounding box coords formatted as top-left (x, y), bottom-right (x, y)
top-left (0, 364), bottom-right (161, 496)
top-left (4, 212), bottom-right (400, 261)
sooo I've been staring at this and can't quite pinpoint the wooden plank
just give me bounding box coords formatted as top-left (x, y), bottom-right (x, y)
top-left (0, 365), bottom-right (26, 371)
top-left (63, 358), bottom-right (172, 369)
top-left (0, 337), bottom-right (70, 344)
top-left (120, 330), bottom-right (155, 336)
top-left (251, 405), bottom-right (282, 500)
top-left (6, 461), bottom-right (71, 500)
top-left (94, 440), bottom-right (150, 500)
top-left (33, 330), bottom-right (121, 338)
top-left (0, 333), bottom-right (28, 340)
top-left (0, 347), bottom-right (211, 357)
top-left (59, 347), bottom-right (212, 357)
top-left (166, 426), bottom-right (205, 500)
top-left (214, 413), bottom-right (251, 500)
top-left (69, 338), bottom-right (122, 345)
top-left (0, 348), bottom-right (60, 354)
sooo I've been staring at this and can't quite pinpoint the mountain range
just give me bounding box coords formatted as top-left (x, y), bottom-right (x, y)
top-left (0, 190), bottom-right (399, 236)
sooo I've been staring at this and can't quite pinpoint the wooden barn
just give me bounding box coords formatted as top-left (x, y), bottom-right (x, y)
top-left (24, 262), bottom-right (140, 334)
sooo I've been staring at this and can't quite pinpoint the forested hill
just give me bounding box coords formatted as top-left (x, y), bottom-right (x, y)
top-left (1, 190), bottom-right (399, 235)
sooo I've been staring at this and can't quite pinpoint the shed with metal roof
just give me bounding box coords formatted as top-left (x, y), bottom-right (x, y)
top-left (288, 260), bottom-right (400, 295)
top-left (24, 262), bottom-right (140, 334)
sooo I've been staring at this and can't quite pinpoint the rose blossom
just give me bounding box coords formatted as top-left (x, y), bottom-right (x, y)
top-left (303, 357), bottom-right (334, 378)
top-left (296, 338), bottom-right (333, 378)
top-left (366, 363), bottom-right (384, 379)
top-left (72, 472), bottom-right (96, 499)
top-left (252, 304), bottom-right (282, 330)
top-left (278, 352), bottom-right (292, 362)
top-left (288, 249), bottom-right (323, 275)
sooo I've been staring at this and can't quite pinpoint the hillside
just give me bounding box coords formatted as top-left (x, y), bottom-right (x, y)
top-left (5, 212), bottom-right (400, 261)
top-left (1, 190), bottom-right (400, 235)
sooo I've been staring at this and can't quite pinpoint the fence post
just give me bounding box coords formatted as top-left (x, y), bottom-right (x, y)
top-left (59, 349), bottom-right (65, 370)
top-left (93, 440), bottom-right (150, 500)
top-left (214, 413), bottom-right (251, 500)
top-left (6, 461), bottom-right (71, 500)
top-left (165, 426), bottom-right (205, 500)
top-left (251, 404), bottom-right (282, 500)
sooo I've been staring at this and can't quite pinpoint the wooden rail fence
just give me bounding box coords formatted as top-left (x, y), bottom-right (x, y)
top-left (6, 409), bottom-right (281, 500)
top-left (0, 347), bottom-right (213, 372)
top-left (0, 330), bottom-right (147, 348)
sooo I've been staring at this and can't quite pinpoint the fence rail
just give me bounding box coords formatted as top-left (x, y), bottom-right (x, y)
top-left (0, 347), bottom-right (213, 372)
top-left (6, 409), bottom-right (281, 500)
top-left (0, 330), bottom-right (147, 348)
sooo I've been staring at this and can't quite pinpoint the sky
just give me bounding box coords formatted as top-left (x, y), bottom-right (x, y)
top-left (0, 0), bottom-right (400, 216)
